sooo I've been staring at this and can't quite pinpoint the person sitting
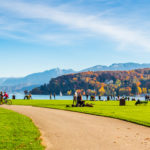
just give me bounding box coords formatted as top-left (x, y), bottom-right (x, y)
top-left (29, 93), bottom-right (32, 99)
top-left (24, 95), bottom-right (28, 100)
top-left (90, 95), bottom-right (95, 101)
top-left (76, 94), bottom-right (85, 107)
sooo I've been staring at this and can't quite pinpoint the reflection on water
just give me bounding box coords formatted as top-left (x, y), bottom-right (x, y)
top-left (9, 93), bottom-right (145, 101)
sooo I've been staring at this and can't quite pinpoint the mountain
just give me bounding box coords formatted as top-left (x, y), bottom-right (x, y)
top-left (1, 62), bottom-right (150, 93)
top-left (0, 78), bottom-right (8, 85)
top-left (0, 68), bottom-right (75, 92)
top-left (81, 63), bottom-right (150, 72)
top-left (2, 68), bottom-right (75, 86)
top-left (31, 68), bottom-right (150, 95)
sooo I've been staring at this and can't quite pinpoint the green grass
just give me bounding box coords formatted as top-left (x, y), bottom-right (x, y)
top-left (11, 100), bottom-right (150, 127)
top-left (0, 107), bottom-right (44, 150)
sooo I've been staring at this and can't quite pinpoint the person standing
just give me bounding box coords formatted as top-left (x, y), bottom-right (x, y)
top-left (98, 95), bottom-right (101, 101)
top-left (50, 93), bottom-right (52, 100)
top-left (73, 94), bottom-right (77, 105)
top-left (86, 94), bottom-right (89, 100)
top-left (12, 95), bottom-right (16, 100)
top-left (0, 91), bottom-right (3, 104)
top-left (107, 96), bottom-right (110, 101)
top-left (54, 93), bottom-right (56, 100)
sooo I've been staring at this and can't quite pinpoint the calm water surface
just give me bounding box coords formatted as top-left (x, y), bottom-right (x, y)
top-left (9, 93), bottom-right (145, 101)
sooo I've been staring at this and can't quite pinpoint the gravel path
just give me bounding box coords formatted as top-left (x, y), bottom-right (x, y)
top-left (1, 105), bottom-right (150, 150)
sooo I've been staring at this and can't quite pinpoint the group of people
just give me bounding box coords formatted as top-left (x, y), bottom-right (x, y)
top-left (24, 90), bottom-right (32, 100)
top-left (86, 94), bottom-right (132, 101)
top-left (86, 94), bottom-right (101, 101)
top-left (50, 93), bottom-right (56, 100)
top-left (0, 91), bottom-right (9, 103)
top-left (24, 93), bottom-right (32, 100)
top-left (85, 94), bottom-right (118, 101)
top-left (73, 93), bottom-right (136, 104)
top-left (73, 93), bottom-right (85, 107)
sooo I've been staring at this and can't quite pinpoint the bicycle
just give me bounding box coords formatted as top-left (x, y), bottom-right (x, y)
top-left (0, 99), bottom-right (12, 105)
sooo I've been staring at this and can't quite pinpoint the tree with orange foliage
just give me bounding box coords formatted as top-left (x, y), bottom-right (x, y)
top-left (137, 87), bottom-right (142, 95)
top-left (67, 90), bottom-right (72, 95)
top-left (73, 78), bottom-right (77, 81)
top-left (85, 77), bottom-right (89, 82)
top-left (99, 87), bottom-right (105, 96)
top-left (136, 81), bottom-right (141, 87)
top-left (142, 88), bottom-right (147, 94)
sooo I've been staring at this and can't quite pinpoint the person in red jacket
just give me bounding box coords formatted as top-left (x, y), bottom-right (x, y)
top-left (4, 92), bottom-right (9, 101)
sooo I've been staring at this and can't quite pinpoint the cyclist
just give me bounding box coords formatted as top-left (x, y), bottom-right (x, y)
top-left (4, 92), bottom-right (9, 102)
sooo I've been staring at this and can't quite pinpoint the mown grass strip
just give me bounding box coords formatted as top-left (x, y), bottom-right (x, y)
top-left (12, 100), bottom-right (150, 127)
top-left (0, 107), bottom-right (44, 150)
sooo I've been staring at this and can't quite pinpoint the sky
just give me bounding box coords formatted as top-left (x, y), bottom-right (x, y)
top-left (0, 0), bottom-right (150, 77)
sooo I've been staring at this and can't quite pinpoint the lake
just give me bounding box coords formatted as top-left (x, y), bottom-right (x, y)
top-left (9, 93), bottom-right (146, 101)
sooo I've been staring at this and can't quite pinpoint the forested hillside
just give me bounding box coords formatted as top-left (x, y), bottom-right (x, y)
top-left (31, 68), bottom-right (150, 96)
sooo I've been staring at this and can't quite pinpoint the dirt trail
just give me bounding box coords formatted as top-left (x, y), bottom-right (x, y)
top-left (1, 105), bottom-right (150, 150)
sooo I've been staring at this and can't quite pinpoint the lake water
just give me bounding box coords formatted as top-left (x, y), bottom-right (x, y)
top-left (9, 93), bottom-right (146, 101)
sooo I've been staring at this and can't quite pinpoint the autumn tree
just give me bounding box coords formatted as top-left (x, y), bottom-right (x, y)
top-left (137, 87), bottom-right (142, 95)
top-left (142, 88), bottom-right (147, 94)
top-left (67, 90), bottom-right (72, 95)
top-left (115, 79), bottom-right (121, 87)
top-left (99, 87), bottom-right (105, 96)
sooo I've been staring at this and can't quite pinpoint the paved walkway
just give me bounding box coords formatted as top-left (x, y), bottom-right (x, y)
top-left (1, 105), bottom-right (150, 150)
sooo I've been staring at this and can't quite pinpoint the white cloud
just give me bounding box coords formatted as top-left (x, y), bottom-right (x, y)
top-left (0, 0), bottom-right (150, 51)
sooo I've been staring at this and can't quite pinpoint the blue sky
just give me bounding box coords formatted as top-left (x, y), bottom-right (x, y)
top-left (0, 0), bottom-right (150, 77)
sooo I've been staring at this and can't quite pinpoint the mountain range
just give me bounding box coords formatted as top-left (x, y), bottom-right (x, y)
top-left (0, 68), bottom-right (75, 92)
top-left (0, 62), bottom-right (150, 92)
top-left (81, 63), bottom-right (150, 72)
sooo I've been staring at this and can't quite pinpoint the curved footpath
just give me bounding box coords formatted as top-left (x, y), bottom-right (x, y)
top-left (1, 105), bottom-right (150, 150)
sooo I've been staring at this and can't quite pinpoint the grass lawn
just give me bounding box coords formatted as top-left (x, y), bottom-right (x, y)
top-left (0, 107), bottom-right (44, 150)
top-left (11, 100), bottom-right (150, 127)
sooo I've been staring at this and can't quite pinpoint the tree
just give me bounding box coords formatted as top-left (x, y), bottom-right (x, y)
top-left (99, 87), bottom-right (105, 96)
top-left (67, 90), bottom-right (72, 95)
top-left (137, 87), bottom-right (142, 95)
top-left (119, 87), bottom-right (131, 96)
top-left (115, 79), bottom-right (121, 87)
top-left (142, 88), bottom-right (147, 94)
top-left (131, 84), bottom-right (138, 95)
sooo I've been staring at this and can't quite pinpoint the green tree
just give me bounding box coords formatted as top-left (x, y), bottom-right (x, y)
top-left (131, 83), bottom-right (138, 95)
